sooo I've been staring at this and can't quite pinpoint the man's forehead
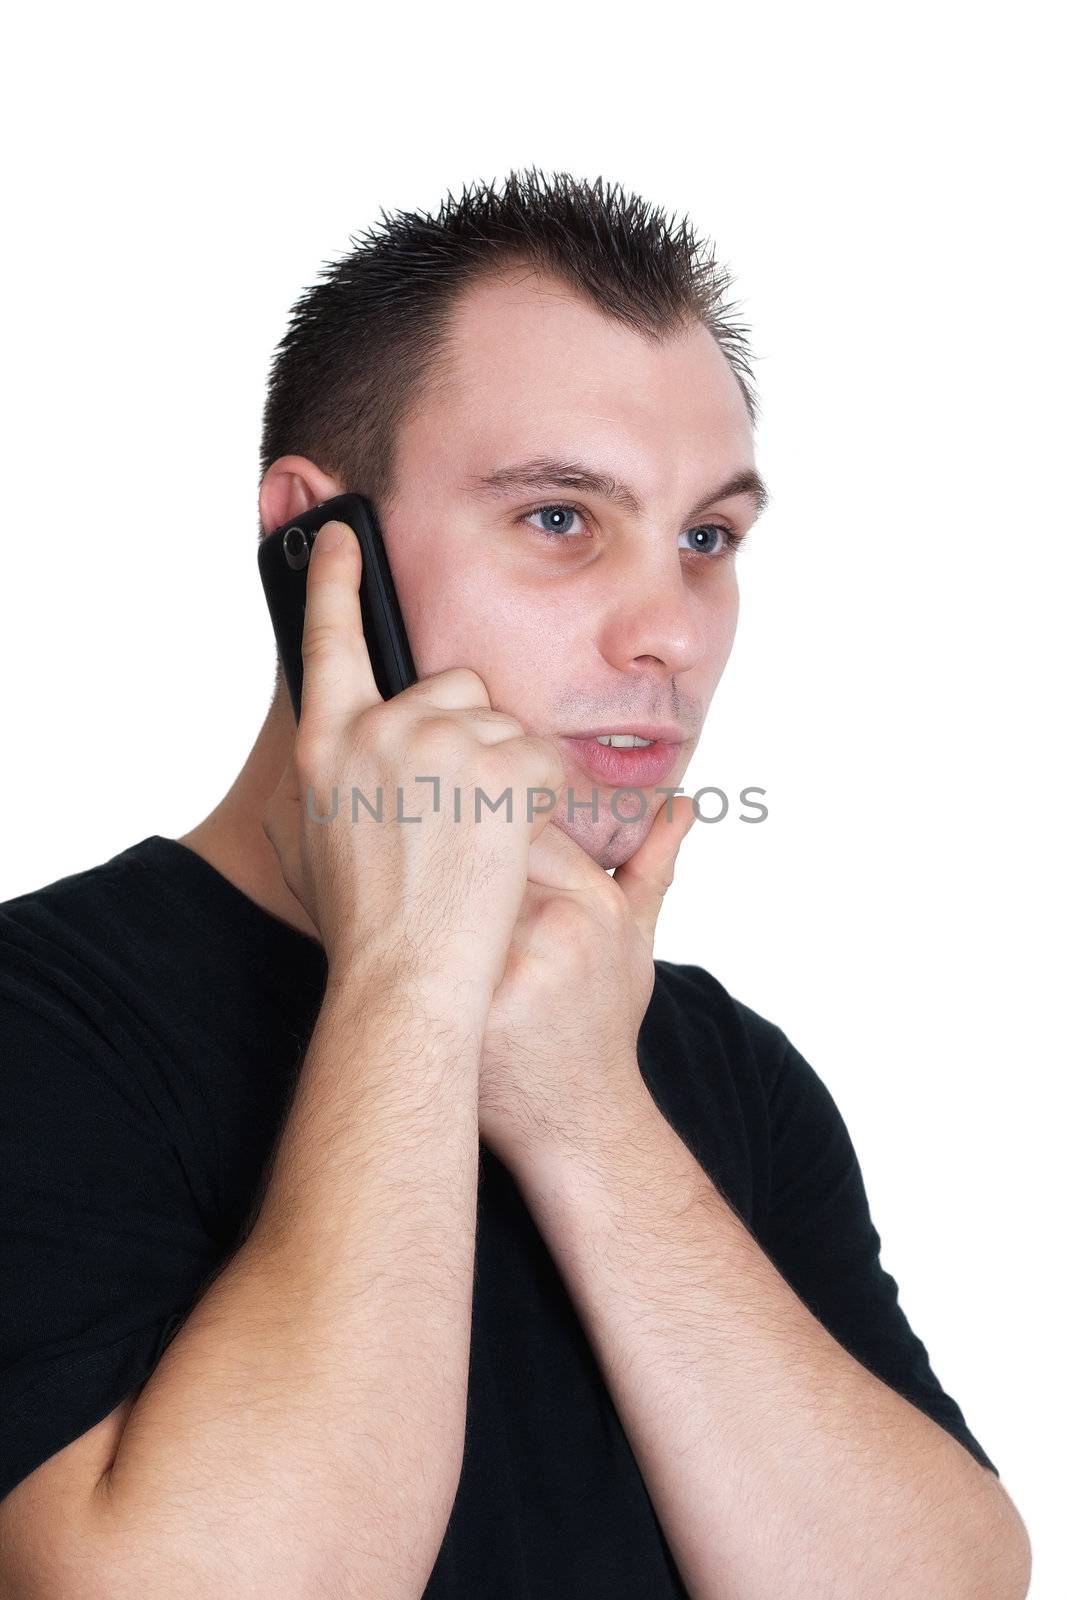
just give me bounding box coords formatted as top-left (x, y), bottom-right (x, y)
top-left (447, 386), bottom-right (756, 508)
top-left (444, 269), bottom-right (726, 381)
top-left (396, 270), bottom-right (755, 491)
top-left (448, 264), bottom-right (617, 332)
top-left (440, 276), bottom-right (741, 412)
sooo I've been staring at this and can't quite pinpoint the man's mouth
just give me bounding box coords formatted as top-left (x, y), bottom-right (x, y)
top-left (559, 731), bottom-right (685, 789)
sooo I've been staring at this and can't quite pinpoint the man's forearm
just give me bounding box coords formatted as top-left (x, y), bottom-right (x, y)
top-left (512, 1074), bottom-right (1031, 1600)
top-left (89, 967), bottom-right (485, 1600)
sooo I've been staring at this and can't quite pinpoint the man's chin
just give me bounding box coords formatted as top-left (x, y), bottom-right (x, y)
top-left (550, 803), bottom-right (656, 871)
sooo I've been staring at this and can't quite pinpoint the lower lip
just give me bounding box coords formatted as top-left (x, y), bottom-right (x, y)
top-left (561, 737), bottom-right (683, 789)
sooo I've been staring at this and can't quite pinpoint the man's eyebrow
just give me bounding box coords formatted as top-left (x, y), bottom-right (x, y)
top-left (465, 456), bottom-right (771, 524)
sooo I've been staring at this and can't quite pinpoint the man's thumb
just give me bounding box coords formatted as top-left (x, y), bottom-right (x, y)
top-left (612, 792), bottom-right (699, 943)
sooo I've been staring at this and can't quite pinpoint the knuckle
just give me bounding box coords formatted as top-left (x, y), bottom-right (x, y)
top-left (539, 896), bottom-right (595, 949)
top-left (354, 699), bottom-right (392, 743)
top-left (414, 712), bottom-right (461, 754)
top-left (300, 623), bottom-right (338, 663)
top-left (443, 665), bottom-right (490, 702)
top-left (599, 883), bottom-right (630, 927)
top-left (471, 738), bottom-right (509, 785)
top-left (485, 711), bottom-right (526, 739)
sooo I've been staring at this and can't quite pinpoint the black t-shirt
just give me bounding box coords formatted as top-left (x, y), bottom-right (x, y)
top-left (0, 835), bottom-right (996, 1595)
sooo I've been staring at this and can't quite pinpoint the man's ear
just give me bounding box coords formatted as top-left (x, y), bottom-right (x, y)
top-left (259, 455), bottom-right (345, 537)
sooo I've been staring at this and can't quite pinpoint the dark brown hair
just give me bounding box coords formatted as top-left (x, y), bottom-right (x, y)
top-left (258, 167), bottom-right (760, 529)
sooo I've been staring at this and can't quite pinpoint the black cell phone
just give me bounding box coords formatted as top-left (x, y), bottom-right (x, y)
top-left (258, 492), bottom-right (417, 723)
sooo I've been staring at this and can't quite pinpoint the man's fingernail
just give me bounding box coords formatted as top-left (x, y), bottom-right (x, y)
top-left (316, 521), bottom-right (346, 552)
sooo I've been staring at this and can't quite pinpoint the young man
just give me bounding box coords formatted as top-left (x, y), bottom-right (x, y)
top-left (0, 170), bottom-right (1030, 1598)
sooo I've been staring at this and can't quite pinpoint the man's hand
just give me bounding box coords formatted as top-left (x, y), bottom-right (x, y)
top-left (260, 518), bottom-right (564, 1001)
top-left (477, 795), bottom-right (699, 1171)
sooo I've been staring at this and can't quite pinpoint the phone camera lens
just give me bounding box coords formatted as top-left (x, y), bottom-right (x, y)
top-left (282, 526), bottom-right (310, 570)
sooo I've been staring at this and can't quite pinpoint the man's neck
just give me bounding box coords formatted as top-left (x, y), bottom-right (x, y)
top-left (176, 695), bottom-right (322, 948)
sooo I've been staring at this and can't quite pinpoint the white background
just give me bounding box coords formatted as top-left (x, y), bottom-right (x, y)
top-left (2, 2), bottom-right (1062, 1590)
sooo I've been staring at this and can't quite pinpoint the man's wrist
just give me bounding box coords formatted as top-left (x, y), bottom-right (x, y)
top-left (324, 951), bottom-right (493, 1037)
top-left (508, 1062), bottom-right (666, 1188)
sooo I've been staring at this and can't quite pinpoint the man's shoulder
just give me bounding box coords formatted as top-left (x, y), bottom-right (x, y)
top-left (0, 836), bottom-right (325, 1101)
top-left (643, 959), bottom-right (804, 1224)
top-left (0, 836), bottom-right (162, 993)
top-left (0, 839), bottom-right (164, 1057)
top-left (0, 835), bottom-right (159, 932)
top-left (650, 955), bottom-right (792, 1084)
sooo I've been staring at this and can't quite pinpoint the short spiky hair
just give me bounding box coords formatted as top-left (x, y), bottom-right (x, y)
top-left (258, 167), bottom-right (760, 526)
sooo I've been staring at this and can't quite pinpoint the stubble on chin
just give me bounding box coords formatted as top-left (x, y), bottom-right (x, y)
top-left (551, 802), bottom-right (656, 872)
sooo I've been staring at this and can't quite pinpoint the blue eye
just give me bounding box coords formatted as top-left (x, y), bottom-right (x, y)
top-left (682, 525), bottom-right (739, 557)
top-left (526, 504), bottom-right (582, 537)
top-left (517, 503), bottom-right (742, 557)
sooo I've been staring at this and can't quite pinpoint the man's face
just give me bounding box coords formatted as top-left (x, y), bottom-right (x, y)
top-left (381, 267), bottom-right (764, 870)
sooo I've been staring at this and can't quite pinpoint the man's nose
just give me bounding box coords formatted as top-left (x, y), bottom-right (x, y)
top-left (597, 545), bottom-right (712, 677)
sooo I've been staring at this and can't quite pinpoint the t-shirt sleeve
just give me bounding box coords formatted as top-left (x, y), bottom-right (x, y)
top-left (0, 973), bottom-right (223, 1504)
top-left (754, 1023), bottom-right (998, 1475)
